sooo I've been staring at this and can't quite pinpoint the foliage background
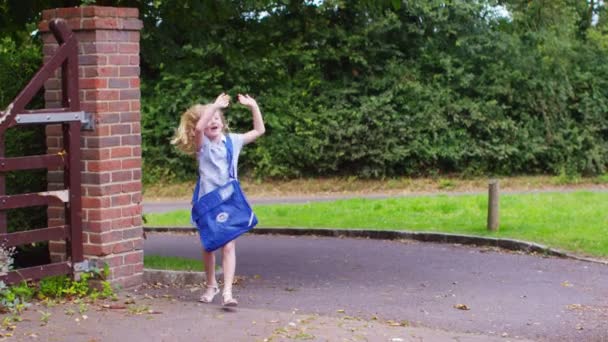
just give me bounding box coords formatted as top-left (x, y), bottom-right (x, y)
top-left (1, 0), bottom-right (607, 190)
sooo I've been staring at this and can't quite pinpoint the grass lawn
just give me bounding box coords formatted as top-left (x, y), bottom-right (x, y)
top-left (144, 255), bottom-right (204, 271)
top-left (144, 191), bottom-right (608, 258)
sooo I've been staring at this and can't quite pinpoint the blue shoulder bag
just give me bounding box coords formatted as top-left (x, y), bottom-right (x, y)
top-left (191, 136), bottom-right (258, 252)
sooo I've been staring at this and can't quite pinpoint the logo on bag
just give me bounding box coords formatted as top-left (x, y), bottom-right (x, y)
top-left (216, 212), bottom-right (229, 223)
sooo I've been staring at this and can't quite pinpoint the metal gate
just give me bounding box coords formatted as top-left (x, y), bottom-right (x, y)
top-left (0, 19), bottom-right (89, 284)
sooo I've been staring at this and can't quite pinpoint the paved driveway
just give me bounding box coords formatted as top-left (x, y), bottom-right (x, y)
top-left (145, 233), bottom-right (608, 341)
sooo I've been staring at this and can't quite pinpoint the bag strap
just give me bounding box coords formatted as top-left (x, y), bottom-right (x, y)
top-left (192, 134), bottom-right (235, 203)
top-left (225, 135), bottom-right (235, 180)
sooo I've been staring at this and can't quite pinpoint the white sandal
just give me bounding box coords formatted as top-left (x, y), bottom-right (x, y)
top-left (222, 289), bottom-right (238, 307)
top-left (199, 284), bottom-right (219, 303)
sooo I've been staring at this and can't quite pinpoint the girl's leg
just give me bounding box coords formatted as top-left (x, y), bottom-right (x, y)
top-left (203, 250), bottom-right (217, 285)
top-left (221, 241), bottom-right (238, 306)
top-left (199, 250), bottom-right (219, 303)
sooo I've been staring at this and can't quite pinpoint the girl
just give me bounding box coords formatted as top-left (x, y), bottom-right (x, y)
top-left (172, 92), bottom-right (265, 306)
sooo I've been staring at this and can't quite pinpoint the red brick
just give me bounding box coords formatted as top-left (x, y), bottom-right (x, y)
top-left (108, 255), bottom-right (127, 267)
top-left (120, 112), bottom-right (140, 123)
top-left (119, 89), bottom-right (140, 100)
top-left (87, 160), bottom-right (121, 172)
top-left (45, 91), bottom-right (61, 101)
top-left (92, 125), bottom-right (111, 137)
top-left (82, 196), bottom-right (111, 208)
top-left (108, 101), bottom-right (130, 112)
top-left (81, 102), bottom-right (108, 113)
top-left (120, 181), bottom-right (141, 193)
top-left (108, 79), bottom-right (130, 89)
top-left (42, 9), bottom-right (57, 20)
top-left (113, 264), bottom-right (134, 278)
top-left (80, 78), bottom-right (108, 89)
top-left (121, 135), bottom-right (141, 146)
top-left (84, 66), bottom-right (119, 77)
top-left (128, 32), bottom-right (140, 42)
top-left (130, 101), bottom-right (140, 111)
top-left (127, 78), bottom-right (139, 88)
top-left (121, 158), bottom-right (141, 169)
top-left (82, 172), bottom-right (111, 185)
top-left (111, 194), bottom-right (132, 207)
top-left (133, 239), bottom-right (144, 250)
top-left (86, 136), bottom-right (121, 148)
top-left (131, 123), bottom-right (141, 134)
top-left (124, 251), bottom-right (143, 265)
top-left (85, 89), bottom-right (119, 101)
top-left (119, 66), bottom-right (139, 77)
top-left (119, 43), bottom-right (139, 54)
top-left (112, 217), bottom-right (134, 229)
top-left (84, 220), bottom-right (113, 233)
top-left (110, 124), bottom-right (132, 135)
top-left (82, 6), bottom-right (117, 18)
top-left (67, 17), bottom-right (82, 30)
top-left (75, 31), bottom-right (99, 43)
top-left (133, 169), bottom-right (142, 181)
top-left (111, 241), bottom-right (134, 254)
top-left (111, 170), bottom-right (132, 182)
top-left (87, 231), bottom-right (119, 244)
top-left (49, 241), bottom-right (65, 254)
top-left (123, 19), bottom-right (143, 31)
top-left (86, 183), bottom-right (122, 196)
top-left (108, 55), bottom-right (130, 66)
top-left (122, 227), bottom-right (143, 240)
top-left (110, 145), bottom-right (132, 157)
top-left (88, 208), bottom-right (123, 221)
top-left (96, 113), bottom-right (120, 124)
top-left (38, 21), bottom-right (49, 32)
top-left (57, 7), bottom-right (82, 19)
top-left (129, 55), bottom-right (140, 66)
top-left (104, 30), bottom-right (131, 42)
top-left (84, 243), bottom-right (112, 256)
top-left (117, 8), bottom-right (139, 18)
top-left (78, 54), bottom-right (107, 66)
top-left (121, 205), bottom-right (141, 217)
top-left (46, 137), bottom-right (60, 148)
top-left (130, 192), bottom-right (142, 205)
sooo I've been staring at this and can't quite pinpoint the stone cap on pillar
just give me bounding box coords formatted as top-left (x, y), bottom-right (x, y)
top-left (39, 6), bottom-right (143, 33)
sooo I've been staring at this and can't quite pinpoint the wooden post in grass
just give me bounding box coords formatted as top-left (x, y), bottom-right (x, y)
top-left (487, 180), bottom-right (499, 231)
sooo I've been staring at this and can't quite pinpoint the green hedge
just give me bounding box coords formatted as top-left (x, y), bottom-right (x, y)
top-left (0, 27), bottom-right (46, 232)
top-left (140, 1), bottom-right (608, 182)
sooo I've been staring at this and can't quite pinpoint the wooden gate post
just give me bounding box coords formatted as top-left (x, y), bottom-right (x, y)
top-left (39, 6), bottom-right (143, 288)
top-left (487, 179), bottom-right (500, 231)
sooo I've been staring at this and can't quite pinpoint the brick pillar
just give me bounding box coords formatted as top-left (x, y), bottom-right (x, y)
top-left (39, 6), bottom-right (143, 288)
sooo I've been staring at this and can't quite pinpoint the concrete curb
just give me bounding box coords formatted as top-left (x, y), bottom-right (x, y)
top-left (143, 268), bottom-right (207, 285)
top-left (144, 226), bottom-right (608, 266)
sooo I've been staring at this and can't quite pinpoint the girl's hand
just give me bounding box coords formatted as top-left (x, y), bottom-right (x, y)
top-left (214, 93), bottom-right (231, 109)
top-left (237, 94), bottom-right (258, 109)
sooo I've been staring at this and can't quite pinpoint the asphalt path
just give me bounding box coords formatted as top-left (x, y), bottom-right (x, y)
top-left (143, 188), bottom-right (608, 214)
top-left (144, 233), bottom-right (608, 341)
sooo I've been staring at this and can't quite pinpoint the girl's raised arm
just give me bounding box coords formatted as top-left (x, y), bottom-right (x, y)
top-left (238, 94), bottom-right (265, 145)
top-left (195, 93), bottom-right (230, 150)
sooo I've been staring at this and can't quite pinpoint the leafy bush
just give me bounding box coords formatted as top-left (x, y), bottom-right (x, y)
top-left (140, 1), bottom-right (608, 181)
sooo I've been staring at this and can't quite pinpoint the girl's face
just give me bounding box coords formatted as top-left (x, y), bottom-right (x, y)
top-left (204, 110), bottom-right (225, 140)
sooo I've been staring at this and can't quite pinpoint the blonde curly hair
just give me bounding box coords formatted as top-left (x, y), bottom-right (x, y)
top-left (171, 104), bottom-right (229, 156)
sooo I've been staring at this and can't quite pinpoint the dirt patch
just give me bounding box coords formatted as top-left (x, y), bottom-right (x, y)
top-left (144, 175), bottom-right (608, 201)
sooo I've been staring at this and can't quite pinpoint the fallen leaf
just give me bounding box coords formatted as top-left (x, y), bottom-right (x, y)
top-left (561, 281), bottom-right (574, 288)
top-left (454, 304), bottom-right (470, 310)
